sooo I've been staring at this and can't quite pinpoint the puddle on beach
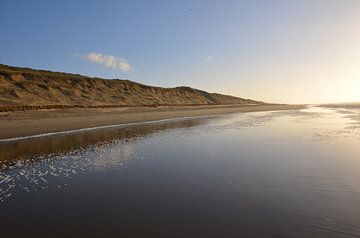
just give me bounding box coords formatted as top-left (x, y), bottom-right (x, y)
top-left (1, 107), bottom-right (360, 237)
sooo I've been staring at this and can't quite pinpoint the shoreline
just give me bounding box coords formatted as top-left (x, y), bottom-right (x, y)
top-left (0, 104), bottom-right (305, 140)
top-left (0, 115), bottom-right (217, 143)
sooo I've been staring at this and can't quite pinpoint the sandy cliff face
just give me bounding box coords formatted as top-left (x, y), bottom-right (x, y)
top-left (0, 64), bottom-right (262, 111)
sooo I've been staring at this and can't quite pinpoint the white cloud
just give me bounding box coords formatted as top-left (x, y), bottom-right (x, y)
top-left (77, 52), bottom-right (131, 72)
top-left (205, 55), bottom-right (213, 63)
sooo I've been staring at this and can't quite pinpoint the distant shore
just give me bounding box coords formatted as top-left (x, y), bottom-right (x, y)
top-left (0, 104), bottom-right (305, 140)
top-left (321, 103), bottom-right (360, 109)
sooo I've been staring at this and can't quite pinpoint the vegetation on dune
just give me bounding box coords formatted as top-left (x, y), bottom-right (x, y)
top-left (0, 64), bottom-right (263, 111)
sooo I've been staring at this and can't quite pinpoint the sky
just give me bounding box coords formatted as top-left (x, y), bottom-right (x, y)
top-left (1, 0), bottom-right (360, 104)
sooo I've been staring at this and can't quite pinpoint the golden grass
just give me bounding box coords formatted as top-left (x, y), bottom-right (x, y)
top-left (0, 64), bottom-right (262, 111)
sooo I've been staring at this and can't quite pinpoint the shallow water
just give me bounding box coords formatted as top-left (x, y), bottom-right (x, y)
top-left (1, 107), bottom-right (360, 238)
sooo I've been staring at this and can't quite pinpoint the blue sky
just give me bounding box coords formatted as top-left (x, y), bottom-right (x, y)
top-left (1, 0), bottom-right (360, 103)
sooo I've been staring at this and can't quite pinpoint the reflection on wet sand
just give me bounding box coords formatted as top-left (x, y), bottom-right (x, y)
top-left (0, 118), bottom-right (205, 162)
top-left (0, 118), bottom-right (205, 202)
top-left (2, 107), bottom-right (360, 237)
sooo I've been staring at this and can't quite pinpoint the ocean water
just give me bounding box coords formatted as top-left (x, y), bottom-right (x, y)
top-left (1, 107), bottom-right (360, 238)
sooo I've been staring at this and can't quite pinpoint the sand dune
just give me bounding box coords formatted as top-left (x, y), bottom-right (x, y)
top-left (0, 64), bottom-right (262, 111)
top-left (0, 63), bottom-right (305, 141)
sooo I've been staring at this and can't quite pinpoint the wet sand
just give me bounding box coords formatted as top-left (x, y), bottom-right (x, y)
top-left (0, 104), bottom-right (304, 140)
top-left (2, 106), bottom-right (360, 237)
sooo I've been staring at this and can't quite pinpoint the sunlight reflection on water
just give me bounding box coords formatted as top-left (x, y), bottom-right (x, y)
top-left (1, 107), bottom-right (360, 237)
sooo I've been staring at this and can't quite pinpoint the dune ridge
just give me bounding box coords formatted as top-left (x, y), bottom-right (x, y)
top-left (0, 64), bottom-right (262, 112)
